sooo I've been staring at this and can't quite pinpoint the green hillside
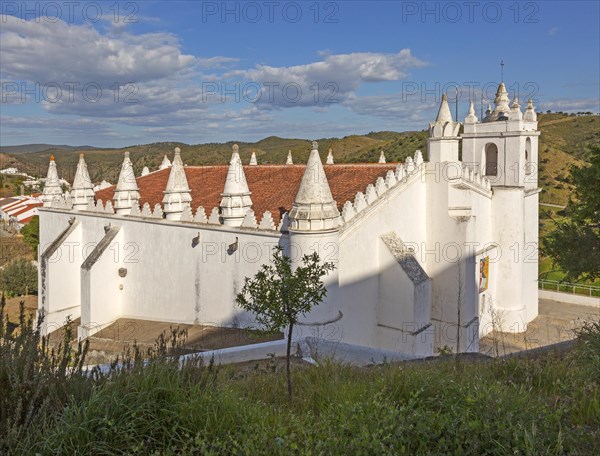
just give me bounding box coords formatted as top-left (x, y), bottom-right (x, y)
top-left (4, 113), bottom-right (598, 205)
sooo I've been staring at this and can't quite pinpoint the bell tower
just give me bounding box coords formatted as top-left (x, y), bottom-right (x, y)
top-left (461, 81), bottom-right (541, 332)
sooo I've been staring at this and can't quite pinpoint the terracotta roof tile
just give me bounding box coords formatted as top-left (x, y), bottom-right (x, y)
top-left (95, 164), bottom-right (397, 225)
top-left (10, 203), bottom-right (42, 217)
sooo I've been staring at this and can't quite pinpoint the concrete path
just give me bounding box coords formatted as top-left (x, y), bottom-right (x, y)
top-left (480, 299), bottom-right (599, 356)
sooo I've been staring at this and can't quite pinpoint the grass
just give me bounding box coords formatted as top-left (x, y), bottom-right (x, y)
top-left (1, 300), bottom-right (599, 454)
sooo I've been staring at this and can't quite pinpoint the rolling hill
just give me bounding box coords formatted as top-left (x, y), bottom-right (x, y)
top-left (2, 113), bottom-right (598, 205)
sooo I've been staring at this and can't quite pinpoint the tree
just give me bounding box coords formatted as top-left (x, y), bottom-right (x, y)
top-left (20, 216), bottom-right (39, 253)
top-left (543, 145), bottom-right (600, 281)
top-left (236, 246), bottom-right (335, 400)
top-left (0, 258), bottom-right (38, 296)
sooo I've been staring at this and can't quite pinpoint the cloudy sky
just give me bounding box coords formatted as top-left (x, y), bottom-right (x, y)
top-left (1, 1), bottom-right (598, 147)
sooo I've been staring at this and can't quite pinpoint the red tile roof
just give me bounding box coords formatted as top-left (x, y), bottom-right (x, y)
top-left (10, 203), bottom-right (42, 217)
top-left (95, 164), bottom-right (398, 225)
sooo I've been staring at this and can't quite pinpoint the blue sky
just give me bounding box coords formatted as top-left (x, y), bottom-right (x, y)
top-left (1, 1), bottom-right (598, 147)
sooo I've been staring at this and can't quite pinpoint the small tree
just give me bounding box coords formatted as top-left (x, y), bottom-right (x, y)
top-left (236, 246), bottom-right (335, 400)
top-left (20, 216), bottom-right (39, 253)
top-left (0, 258), bottom-right (38, 296)
top-left (543, 145), bottom-right (600, 281)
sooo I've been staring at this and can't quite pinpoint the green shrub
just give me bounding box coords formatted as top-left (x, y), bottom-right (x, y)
top-left (0, 258), bottom-right (37, 295)
top-left (0, 297), bottom-right (91, 453)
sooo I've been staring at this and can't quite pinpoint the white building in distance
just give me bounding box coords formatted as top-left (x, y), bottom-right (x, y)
top-left (37, 82), bottom-right (539, 356)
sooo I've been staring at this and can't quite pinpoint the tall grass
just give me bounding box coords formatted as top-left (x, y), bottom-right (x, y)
top-left (1, 297), bottom-right (599, 455)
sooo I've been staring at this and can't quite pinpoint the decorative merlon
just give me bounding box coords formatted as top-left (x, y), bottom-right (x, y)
top-left (208, 207), bottom-right (220, 225)
top-left (141, 166), bottom-right (150, 176)
top-left (162, 147), bottom-right (192, 221)
top-left (113, 151), bottom-right (140, 215)
top-left (242, 209), bottom-right (258, 228)
top-left (141, 203), bottom-right (152, 217)
top-left (340, 152), bottom-right (426, 225)
top-left (180, 205), bottom-right (194, 222)
top-left (378, 151), bottom-right (386, 163)
top-left (194, 206), bottom-right (208, 223)
top-left (414, 150), bottom-right (424, 166)
top-left (152, 203), bottom-right (164, 219)
top-left (258, 211), bottom-right (276, 230)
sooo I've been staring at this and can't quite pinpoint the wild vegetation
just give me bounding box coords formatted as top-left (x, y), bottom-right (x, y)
top-left (0, 297), bottom-right (598, 454)
top-left (543, 145), bottom-right (600, 282)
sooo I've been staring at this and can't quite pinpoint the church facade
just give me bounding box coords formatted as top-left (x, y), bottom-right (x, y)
top-left (37, 82), bottom-right (540, 356)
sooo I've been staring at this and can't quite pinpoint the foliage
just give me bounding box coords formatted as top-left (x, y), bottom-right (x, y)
top-left (20, 215), bottom-right (39, 253)
top-left (575, 319), bottom-right (600, 379)
top-left (0, 258), bottom-right (38, 296)
top-left (1, 294), bottom-right (599, 454)
top-left (543, 145), bottom-right (600, 281)
top-left (236, 246), bottom-right (335, 399)
top-left (0, 298), bottom-right (91, 452)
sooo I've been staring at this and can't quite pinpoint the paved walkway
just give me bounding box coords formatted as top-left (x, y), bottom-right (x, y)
top-left (479, 299), bottom-right (599, 356)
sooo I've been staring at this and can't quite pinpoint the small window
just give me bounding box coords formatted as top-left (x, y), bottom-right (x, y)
top-left (484, 143), bottom-right (498, 176)
top-left (525, 137), bottom-right (532, 175)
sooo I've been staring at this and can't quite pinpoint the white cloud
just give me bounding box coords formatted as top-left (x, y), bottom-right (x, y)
top-left (539, 98), bottom-right (599, 113)
top-left (225, 49), bottom-right (427, 108)
top-left (0, 15), bottom-right (197, 87)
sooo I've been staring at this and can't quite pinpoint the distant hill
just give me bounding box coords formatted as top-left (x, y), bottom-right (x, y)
top-left (0, 144), bottom-right (97, 155)
top-left (3, 113), bottom-right (598, 204)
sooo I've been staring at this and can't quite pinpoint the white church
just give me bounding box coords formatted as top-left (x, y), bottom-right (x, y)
top-left (37, 82), bottom-right (539, 356)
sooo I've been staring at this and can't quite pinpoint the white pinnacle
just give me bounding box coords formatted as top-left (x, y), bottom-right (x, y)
top-left (435, 94), bottom-right (454, 123)
top-left (41, 155), bottom-right (63, 207)
top-left (71, 153), bottom-right (94, 210)
top-left (492, 82), bottom-right (511, 119)
top-left (159, 154), bottom-right (172, 170)
top-left (113, 151), bottom-right (140, 215)
top-left (220, 144), bottom-right (253, 227)
top-left (326, 148), bottom-right (334, 165)
top-left (465, 100), bottom-right (478, 124)
top-left (162, 147), bottom-right (192, 220)
top-left (378, 151), bottom-right (386, 164)
top-left (289, 141), bottom-right (340, 231)
top-left (524, 99), bottom-right (537, 122)
top-left (249, 151), bottom-right (258, 165)
top-left (286, 150), bottom-right (293, 165)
